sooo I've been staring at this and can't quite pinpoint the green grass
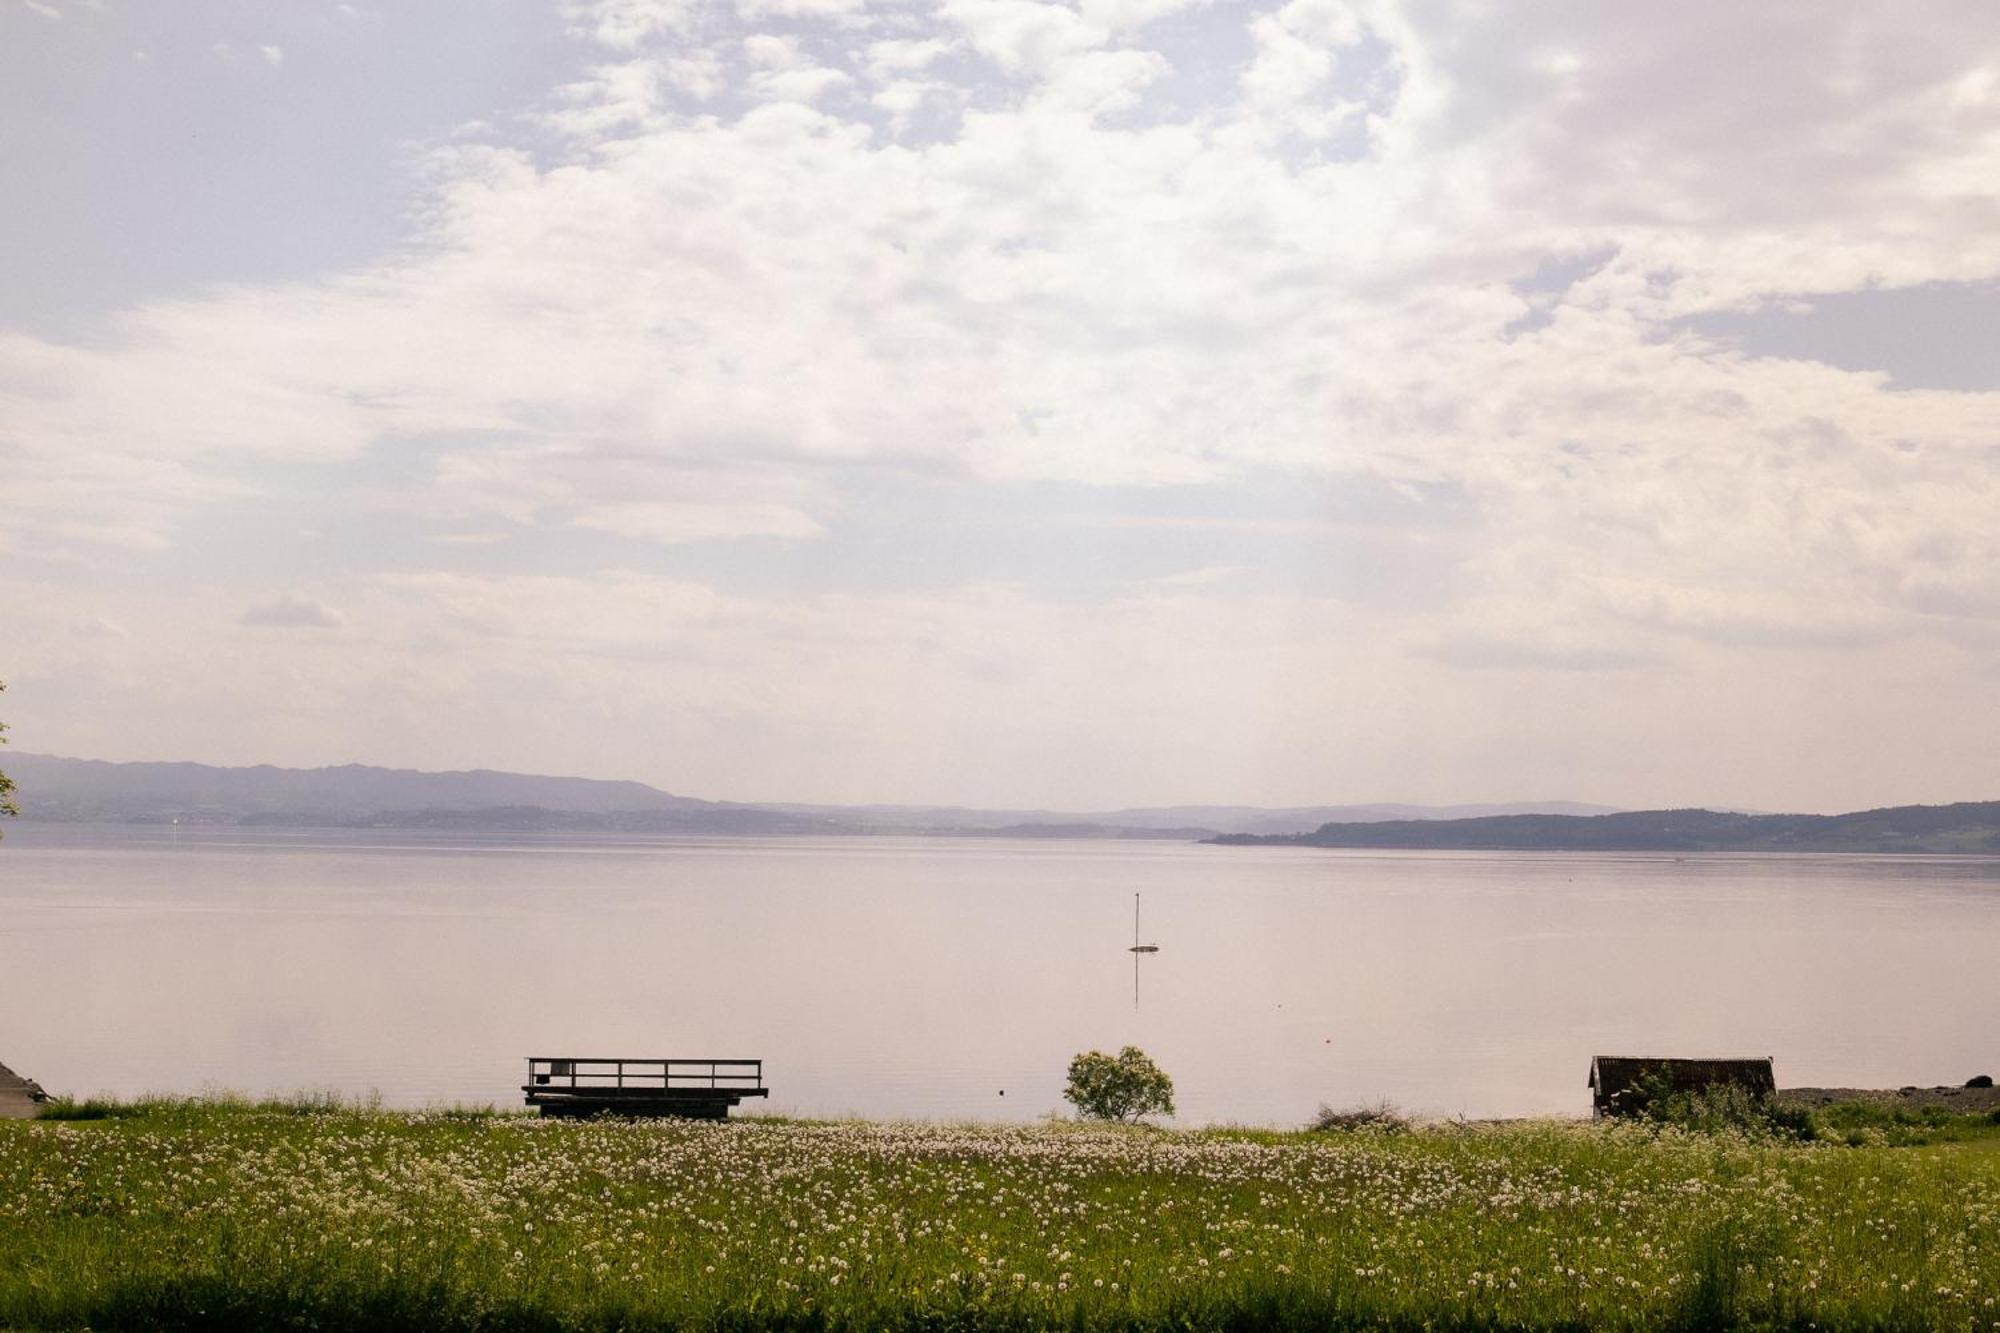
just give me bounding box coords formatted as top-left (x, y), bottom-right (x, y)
top-left (1798, 1099), bottom-right (2000, 1148)
top-left (2, 1101), bottom-right (1998, 1331)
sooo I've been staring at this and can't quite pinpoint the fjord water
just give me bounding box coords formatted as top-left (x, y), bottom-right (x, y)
top-left (2, 825), bottom-right (1994, 1123)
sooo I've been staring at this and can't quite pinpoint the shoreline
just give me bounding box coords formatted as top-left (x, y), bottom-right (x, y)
top-left (0, 1062), bottom-right (46, 1121)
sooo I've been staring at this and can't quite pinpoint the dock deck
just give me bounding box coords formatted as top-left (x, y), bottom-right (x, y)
top-left (523, 1057), bottom-right (767, 1119)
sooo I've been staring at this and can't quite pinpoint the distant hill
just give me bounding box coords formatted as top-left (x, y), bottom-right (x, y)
top-left (757, 800), bottom-right (1619, 836)
top-left (0, 753), bottom-right (828, 834)
top-left (1, 753), bottom-right (1614, 839)
top-left (1210, 802), bottom-right (2000, 854)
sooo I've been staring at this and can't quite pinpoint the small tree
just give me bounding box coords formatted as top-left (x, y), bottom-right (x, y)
top-left (1064, 1046), bottom-right (1174, 1123)
top-left (0, 680), bottom-right (15, 831)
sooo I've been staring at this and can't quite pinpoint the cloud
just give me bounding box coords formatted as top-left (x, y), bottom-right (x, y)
top-left (416, 447), bottom-right (833, 545)
top-left (5, 8), bottom-right (1997, 607)
top-left (260, 44), bottom-right (284, 67)
top-left (382, 571), bottom-right (717, 643)
top-left (563, 0), bottom-right (696, 49)
top-left (862, 38), bottom-right (958, 82)
top-left (744, 33), bottom-right (801, 68)
top-left (4, 2), bottom-right (2000, 807)
top-left (12, 556), bottom-right (1988, 811)
top-left (940, 0), bottom-right (1108, 75)
top-left (574, 501), bottom-right (824, 543)
top-left (736, 0), bottom-right (867, 20)
top-left (741, 35), bottom-right (854, 102)
top-left (242, 595), bottom-right (344, 630)
top-left (871, 78), bottom-right (957, 132)
top-left (1037, 48), bottom-right (1168, 115)
top-left (1078, 0), bottom-right (1212, 33)
top-left (1420, 634), bottom-right (1659, 673)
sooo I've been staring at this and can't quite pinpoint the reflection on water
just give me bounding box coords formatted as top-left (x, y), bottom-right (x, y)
top-left (1, 824), bottom-right (1996, 1123)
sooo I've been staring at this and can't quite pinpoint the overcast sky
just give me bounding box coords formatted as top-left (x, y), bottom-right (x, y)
top-left (2, 0), bottom-right (1998, 812)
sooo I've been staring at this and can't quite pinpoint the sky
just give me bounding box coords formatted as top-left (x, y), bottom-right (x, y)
top-left (2, 0), bottom-right (1998, 813)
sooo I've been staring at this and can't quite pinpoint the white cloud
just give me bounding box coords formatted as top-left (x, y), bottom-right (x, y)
top-left (1241, 10), bottom-right (1334, 107)
top-left (418, 447), bottom-right (833, 545)
top-left (736, 0), bottom-right (867, 20)
top-left (871, 78), bottom-right (955, 132)
top-left (242, 595), bottom-right (344, 630)
top-left (744, 33), bottom-right (802, 69)
top-left (13, 554), bottom-right (1996, 809)
top-left (751, 65), bottom-right (854, 103)
top-left (260, 44), bottom-right (284, 68)
top-left (1077, 0), bottom-right (1210, 33)
top-left (862, 37), bottom-right (957, 83)
top-left (1035, 48), bottom-right (1167, 115)
top-left (5, 7), bottom-right (1998, 572)
top-left (383, 571), bottom-right (720, 644)
top-left (549, 59), bottom-right (670, 133)
top-left (563, 0), bottom-right (695, 50)
top-left (940, 0), bottom-right (1107, 75)
top-left (5, 2), bottom-right (2000, 806)
top-left (575, 500), bottom-right (824, 543)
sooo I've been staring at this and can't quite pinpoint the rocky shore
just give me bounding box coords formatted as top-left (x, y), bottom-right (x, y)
top-left (0, 1061), bottom-right (46, 1120)
top-left (1780, 1082), bottom-right (2000, 1112)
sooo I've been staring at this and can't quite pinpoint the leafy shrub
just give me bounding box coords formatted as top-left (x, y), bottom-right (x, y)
top-left (1806, 1098), bottom-right (2000, 1146)
top-left (1618, 1069), bottom-right (1814, 1141)
top-left (1965, 1073), bottom-right (1994, 1088)
top-left (1308, 1100), bottom-right (1410, 1133)
top-left (1063, 1046), bottom-right (1174, 1123)
top-left (38, 1097), bottom-right (153, 1121)
top-left (38, 1091), bottom-right (390, 1122)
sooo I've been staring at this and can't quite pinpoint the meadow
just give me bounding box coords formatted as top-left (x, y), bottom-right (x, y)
top-left (1, 1100), bottom-right (1997, 1331)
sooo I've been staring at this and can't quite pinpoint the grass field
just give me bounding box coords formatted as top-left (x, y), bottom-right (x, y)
top-left (2, 1100), bottom-right (1998, 1331)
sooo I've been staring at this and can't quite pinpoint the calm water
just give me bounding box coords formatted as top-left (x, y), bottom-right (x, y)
top-left (2, 825), bottom-right (1995, 1123)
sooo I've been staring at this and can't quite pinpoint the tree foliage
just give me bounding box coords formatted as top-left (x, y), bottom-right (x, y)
top-left (1063, 1046), bottom-right (1174, 1123)
top-left (1622, 1065), bottom-right (1812, 1141)
top-left (0, 679), bottom-right (15, 825)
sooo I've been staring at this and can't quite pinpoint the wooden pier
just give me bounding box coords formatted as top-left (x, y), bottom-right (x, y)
top-left (522, 1057), bottom-right (767, 1119)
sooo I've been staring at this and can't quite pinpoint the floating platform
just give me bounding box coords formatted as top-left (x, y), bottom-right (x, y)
top-left (523, 1057), bottom-right (767, 1119)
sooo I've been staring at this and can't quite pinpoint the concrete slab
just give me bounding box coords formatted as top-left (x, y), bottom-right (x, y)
top-left (0, 1060), bottom-right (47, 1119)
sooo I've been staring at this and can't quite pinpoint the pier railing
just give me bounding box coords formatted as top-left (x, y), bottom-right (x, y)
top-left (525, 1057), bottom-right (764, 1092)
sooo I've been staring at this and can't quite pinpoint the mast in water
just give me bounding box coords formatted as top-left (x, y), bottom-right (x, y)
top-left (1128, 892), bottom-right (1159, 1006)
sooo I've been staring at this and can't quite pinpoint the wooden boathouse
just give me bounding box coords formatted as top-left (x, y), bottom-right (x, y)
top-left (523, 1057), bottom-right (768, 1119)
top-left (1588, 1055), bottom-right (1775, 1119)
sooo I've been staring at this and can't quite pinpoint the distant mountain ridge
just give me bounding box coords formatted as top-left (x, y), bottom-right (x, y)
top-left (1210, 803), bottom-right (2000, 854)
top-left (1, 754), bottom-right (822, 834)
top-left (0, 753), bottom-right (1615, 839)
top-left (760, 799), bottom-right (1617, 836)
